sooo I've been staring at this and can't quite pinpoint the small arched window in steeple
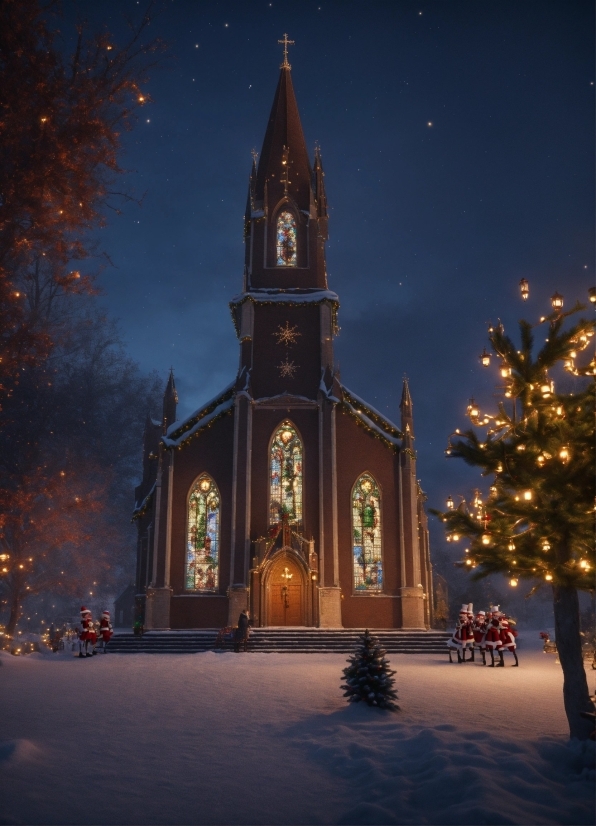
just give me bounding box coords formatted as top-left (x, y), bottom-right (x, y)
top-left (276, 211), bottom-right (297, 266)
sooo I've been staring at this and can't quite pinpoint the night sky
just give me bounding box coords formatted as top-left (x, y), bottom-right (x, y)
top-left (73, 1), bottom-right (594, 544)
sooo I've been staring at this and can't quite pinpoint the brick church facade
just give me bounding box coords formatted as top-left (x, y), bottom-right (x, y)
top-left (133, 46), bottom-right (434, 631)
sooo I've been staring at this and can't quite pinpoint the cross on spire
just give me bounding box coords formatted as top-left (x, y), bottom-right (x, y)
top-left (278, 33), bottom-right (295, 69)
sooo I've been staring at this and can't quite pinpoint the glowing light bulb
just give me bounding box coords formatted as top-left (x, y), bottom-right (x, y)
top-left (446, 496), bottom-right (454, 510)
top-left (559, 447), bottom-right (569, 463)
top-left (509, 578), bottom-right (518, 587)
top-left (481, 534), bottom-right (491, 545)
top-left (523, 490), bottom-right (533, 501)
top-left (519, 279), bottom-right (529, 300)
top-left (545, 573), bottom-right (553, 581)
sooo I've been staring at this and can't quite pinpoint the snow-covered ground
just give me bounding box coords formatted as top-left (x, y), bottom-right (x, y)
top-left (1, 633), bottom-right (594, 825)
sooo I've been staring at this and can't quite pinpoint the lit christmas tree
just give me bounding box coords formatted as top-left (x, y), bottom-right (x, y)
top-left (341, 629), bottom-right (399, 710)
top-left (433, 285), bottom-right (595, 740)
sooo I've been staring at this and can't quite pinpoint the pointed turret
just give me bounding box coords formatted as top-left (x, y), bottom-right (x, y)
top-left (162, 369), bottom-right (178, 433)
top-left (244, 155), bottom-right (257, 240)
top-left (400, 378), bottom-right (414, 448)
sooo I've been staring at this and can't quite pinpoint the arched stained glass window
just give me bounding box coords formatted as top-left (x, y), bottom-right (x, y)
top-left (352, 473), bottom-right (383, 592)
top-left (269, 422), bottom-right (303, 526)
top-left (276, 211), bottom-right (297, 266)
top-left (186, 474), bottom-right (220, 592)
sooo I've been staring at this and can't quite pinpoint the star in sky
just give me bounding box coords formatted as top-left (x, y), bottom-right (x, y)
top-left (278, 358), bottom-right (298, 379)
top-left (274, 321), bottom-right (301, 346)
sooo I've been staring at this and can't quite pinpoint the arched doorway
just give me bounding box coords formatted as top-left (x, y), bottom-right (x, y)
top-left (266, 553), bottom-right (305, 626)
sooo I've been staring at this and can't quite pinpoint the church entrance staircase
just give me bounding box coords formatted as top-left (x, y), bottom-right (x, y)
top-left (106, 628), bottom-right (451, 654)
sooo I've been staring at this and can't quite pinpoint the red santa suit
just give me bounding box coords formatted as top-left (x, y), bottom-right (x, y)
top-left (473, 611), bottom-right (487, 648)
top-left (484, 617), bottom-right (503, 651)
top-left (79, 608), bottom-right (97, 657)
top-left (465, 604), bottom-right (475, 651)
top-left (447, 605), bottom-right (474, 661)
top-left (98, 611), bottom-right (113, 652)
top-left (499, 619), bottom-right (518, 651)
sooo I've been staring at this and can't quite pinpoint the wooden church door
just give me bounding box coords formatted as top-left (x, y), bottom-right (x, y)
top-left (267, 556), bottom-right (304, 626)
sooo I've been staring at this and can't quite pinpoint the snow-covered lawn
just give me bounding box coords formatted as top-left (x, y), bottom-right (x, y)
top-left (1, 634), bottom-right (594, 825)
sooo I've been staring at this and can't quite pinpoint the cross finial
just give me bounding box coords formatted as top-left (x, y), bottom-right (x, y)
top-left (278, 33), bottom-right (295, 69)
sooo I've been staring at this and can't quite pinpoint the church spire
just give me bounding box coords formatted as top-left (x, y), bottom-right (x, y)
top-left (245, 37), bottom-right (328, 290)
top-left (253, 59), bottom-right (312, 210)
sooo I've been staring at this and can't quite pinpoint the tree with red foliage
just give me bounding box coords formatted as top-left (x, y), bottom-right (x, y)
top-left (0, 0), bottom-right (164, 388)
top-left (0, 1), bottom-right (165, 640)
top-left (0, 456), bottom-right (111, 640)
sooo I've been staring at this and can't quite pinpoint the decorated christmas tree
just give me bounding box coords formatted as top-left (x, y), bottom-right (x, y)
top-left (432, 286), bottom-right (595, 739)
top-left (341, 629), bottom-right (399, 710)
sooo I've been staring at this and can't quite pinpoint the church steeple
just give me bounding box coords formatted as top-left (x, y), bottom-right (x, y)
top-left (244, 38), bottom-right (328, 291)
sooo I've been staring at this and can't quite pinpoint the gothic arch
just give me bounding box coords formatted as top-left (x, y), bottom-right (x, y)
top-left (351, 472), bottom-right (384, 593)
top-left (274, 206), bottom-right (298, 267)
top-left (185, 473), bottom-right (221, 592)
top-left (260, 547), bottom-right (310, 627)
top-left (268, 420), bottom-right (304, 528)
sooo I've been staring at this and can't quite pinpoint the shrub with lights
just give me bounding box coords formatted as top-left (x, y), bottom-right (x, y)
top-left (432, 286), bottom-right (595, 740)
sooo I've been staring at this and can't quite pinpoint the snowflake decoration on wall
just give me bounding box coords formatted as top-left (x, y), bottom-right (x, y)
top-left (278, 358), bottom-right (298, 379)
top-left (274, 321), bottom-right (301, 346)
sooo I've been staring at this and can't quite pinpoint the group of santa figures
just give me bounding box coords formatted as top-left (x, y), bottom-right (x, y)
top-left (448, 603), bottom-right (519, 667)
top-left (77, 606), bottom-right (113, 657)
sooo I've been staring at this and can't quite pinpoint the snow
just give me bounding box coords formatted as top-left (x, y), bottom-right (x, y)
top-left (342, 398), bottom-right (402, 447)
top-left (0, 633), bottom-right (593, 825)
top-left (165, 380), bottom-right (236, 439)
top-left (341, 385), bottom-right (402, 437)
top-left (163, 396), bottom-right (235, 448)
top-left (230, 288), bottom-right (340, 305)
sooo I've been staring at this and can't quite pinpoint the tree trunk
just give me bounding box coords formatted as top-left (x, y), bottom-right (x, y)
top-left (552, 584), bottom-right (593, 740)
top-left (3, 583), bottom-right (23, 643)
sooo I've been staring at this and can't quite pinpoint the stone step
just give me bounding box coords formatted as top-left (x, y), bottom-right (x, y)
top-left (107, 628), bottom-right (451, 654)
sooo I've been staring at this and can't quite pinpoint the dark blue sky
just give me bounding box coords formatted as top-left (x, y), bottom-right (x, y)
top-left (76, 1), bottom-right (594, 535)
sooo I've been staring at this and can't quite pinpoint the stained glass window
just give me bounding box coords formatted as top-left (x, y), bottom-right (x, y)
top-left (352, 473), bottom-right (383, 592)
top-left (276, 211), bottom-right (297, 266)
top-left (186, 474), bottom-right (220, 592)
top-left (269, 422), bottom-right (303, 525)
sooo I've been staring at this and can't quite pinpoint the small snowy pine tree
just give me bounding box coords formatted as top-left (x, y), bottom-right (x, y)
top-left (341, 629), bottom-right (399, 710)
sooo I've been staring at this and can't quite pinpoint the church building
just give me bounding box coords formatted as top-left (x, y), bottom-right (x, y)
top-left (133, 41), bottom-right (434, 631)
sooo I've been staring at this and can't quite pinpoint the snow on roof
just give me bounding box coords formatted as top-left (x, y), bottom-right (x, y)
top-left (230, 288), bottom-right (339, 306)
top-left (341, 398), bottom-right (401, 450)
top-left (341, 385), bottom-right (402, 440)
top-left (165, 381), bottom-right (235, 439)
top-left (163, 396), bottom-right (235, 449)
top-left (132, 481), bottom-right (156, 521)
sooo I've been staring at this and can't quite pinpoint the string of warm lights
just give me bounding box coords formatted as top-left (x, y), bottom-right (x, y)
top-left (433, 284), bottom-right (595, 593)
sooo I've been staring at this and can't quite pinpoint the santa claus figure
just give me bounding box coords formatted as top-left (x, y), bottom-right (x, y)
top-left (78, 607), bottom-right (97, 658)
top-left (447, 604), bottom-right (474, 663)
top-left (473, 609), bottom-right (488, 665)
top-left (98, 611), bottom-right (113, 653)
top-left (484, 604), bottom-right (504, 667)
top-left (499, 616), bottom-right (519, 666)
